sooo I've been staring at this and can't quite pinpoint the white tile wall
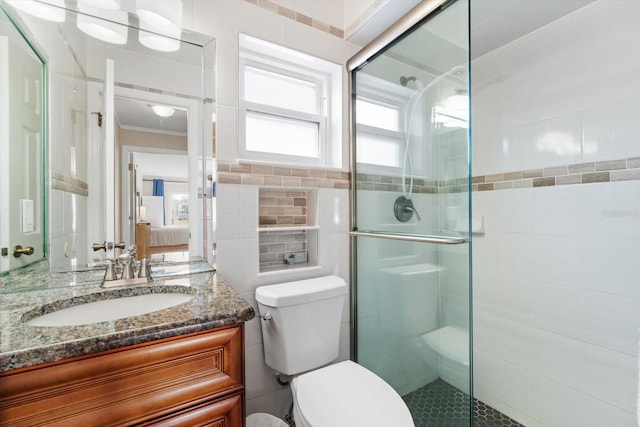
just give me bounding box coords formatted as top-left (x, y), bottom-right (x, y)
top-left (472, 2), bottom-right (640, 423)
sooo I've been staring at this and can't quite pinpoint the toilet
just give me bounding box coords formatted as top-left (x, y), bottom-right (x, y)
top-left (255, 276), bottom-right (415, 427)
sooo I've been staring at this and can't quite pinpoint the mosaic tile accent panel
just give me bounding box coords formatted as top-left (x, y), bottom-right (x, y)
top-left (259, 229), bottom-right (307, 271)
top-left (259, 189), bottom-right (307, 227)
top-left (50, 170), bottom-right (88, 196)
top-left (218, 162), bottom-right (350, 189)
top-left (403, 379), bottom-right (524, 427)
top-left (244, 0), bottom-right (344, 39)
top-left (472, 156), bottom-right (640, 192)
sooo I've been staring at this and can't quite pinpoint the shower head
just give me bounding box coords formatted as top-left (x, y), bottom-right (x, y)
top-left (400, 75), bottom-right (417, 87)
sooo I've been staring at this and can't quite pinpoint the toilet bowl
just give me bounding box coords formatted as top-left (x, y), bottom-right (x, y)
top-left (256, 276), bottom-right (415, 427)
top-left (291, 360), bottom-right (413, 427)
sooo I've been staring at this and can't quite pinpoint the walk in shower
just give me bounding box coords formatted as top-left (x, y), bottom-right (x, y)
top-left (349, 0), bottom-right (476, 424)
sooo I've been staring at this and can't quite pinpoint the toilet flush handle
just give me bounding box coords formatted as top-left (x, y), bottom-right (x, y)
top-left (258, 312), bottom-right (272, 321)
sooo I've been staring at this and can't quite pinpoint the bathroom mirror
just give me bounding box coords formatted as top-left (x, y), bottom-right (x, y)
top-left (0, 1), bottom-right (216, 273)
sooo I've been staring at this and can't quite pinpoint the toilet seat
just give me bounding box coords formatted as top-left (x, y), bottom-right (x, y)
top-left (292, 360), bottom-right (414, 427)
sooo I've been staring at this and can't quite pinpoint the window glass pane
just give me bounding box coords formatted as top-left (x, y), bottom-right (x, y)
top-left (356, 99), bottom-right (399, 131)
top-left (356, 133), bottom-right (400, 167)
top-left (246, 112), bottom-right (319, 158)
top-left (244, 66), bottom-right (318, 114)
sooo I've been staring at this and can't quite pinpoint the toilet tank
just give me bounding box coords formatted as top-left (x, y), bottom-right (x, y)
top-left (255, 276), bottom-right (347, 376)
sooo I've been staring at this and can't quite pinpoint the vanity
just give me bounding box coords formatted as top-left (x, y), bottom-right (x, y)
top-left (0, 264), bottom-right (255, 426)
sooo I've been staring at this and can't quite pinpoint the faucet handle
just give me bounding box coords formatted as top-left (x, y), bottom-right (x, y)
top-left (92, 242), bottom-right (107, 251)
top-left (114, 242), bottom-right (126, 250)
top-left (118, 253), bottom-right (135, 279)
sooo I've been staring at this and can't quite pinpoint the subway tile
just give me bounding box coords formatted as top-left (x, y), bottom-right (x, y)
top-left (230, 163), bottom-right (253, 174)
top-left (533, 177), bottom-right (555, 187)
top-left (556, 174), bottom-right (582, 186)
top-left (241, 175), bottom-right (263, 185)
top-left (568, 162), bottom-right (594, 174)
top-left (582, 172), bottom-right (610, 183)
top-left (295, 12), bottom-right (313, 26)
top-left (310, 169), bottom-right (327, 178)
top-left (502, 171), bottom-right (522, 181)
top-left (544, 166), bottom-right (567, 177)
top-left (479, 183), bottom-right (494, 191)
top-left (611, 169), bottom-right (640, 181)
top-left (263, 175), bottom-right (283, 186)
top-left (276, 5), bottom-right (295, 19)
top-left (218, 173), bottom-right (242, 184)
top-left (627, 157), bottom-right (640, 168)
top-left (253, 165), bottom-right (273, 175)
top-left (494, 181), bottom-right (513, 190)
top-left (326, 170), bottom-right (344, 180)
top-left (596, 159), bottom-right (626, 171)
top-left (301, 178), bottom-right (319, 187)
top-left (273, 167), bottom-right (291, 176)
top-left (485, 173), bottom-right (503, 183)
top-left (282, 177), bottom-right (302, 187)
top-left (472, 176), bottom-right (486, 184)
top-left (291, 168), bottom-right (310, 177)
top-left (522, 169), bottom-right (544, 179)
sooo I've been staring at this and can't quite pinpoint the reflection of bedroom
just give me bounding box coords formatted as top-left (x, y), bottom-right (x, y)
top-left (135, 152), bottom-right (190, 259)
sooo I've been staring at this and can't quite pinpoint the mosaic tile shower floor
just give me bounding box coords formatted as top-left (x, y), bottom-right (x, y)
top-left (403, 379), bottom-right (524, 427)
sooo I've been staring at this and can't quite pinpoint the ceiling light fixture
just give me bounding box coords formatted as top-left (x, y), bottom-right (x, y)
top-left (5, 0), bottom-right (65, 22)
top-left (136, 0), bottom-right (183, 34)
top-left (76, 3), bottom-right (128, 45)
top-left (151, 105), bottom-right (175, 118)
top-left (138, 21), bottom-right (181, 52)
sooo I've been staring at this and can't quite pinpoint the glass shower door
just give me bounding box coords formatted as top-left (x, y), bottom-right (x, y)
top-left (349, 0), bottom-right (471, 425)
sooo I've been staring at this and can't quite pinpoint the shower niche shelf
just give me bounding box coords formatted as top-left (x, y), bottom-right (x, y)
top-left (258, 188), bottom-right (318, 273)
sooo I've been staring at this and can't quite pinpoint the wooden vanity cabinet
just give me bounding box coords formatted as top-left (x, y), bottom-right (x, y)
top-left (0, 325), bottom-right (245, 427)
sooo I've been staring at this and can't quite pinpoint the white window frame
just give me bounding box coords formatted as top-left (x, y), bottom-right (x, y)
top-left (239, 34), bottom-right (341, 167)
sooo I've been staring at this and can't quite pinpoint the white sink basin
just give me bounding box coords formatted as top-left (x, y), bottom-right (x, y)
top-left (26, 293), bottom-right (194, 327)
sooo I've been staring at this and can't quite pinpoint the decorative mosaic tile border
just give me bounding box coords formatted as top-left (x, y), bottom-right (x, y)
top-left (244, 0), bottom-right (344, 39)
top-left (50, 170), bottom-right (88, 196)
top-left (356, 156), bottom-right (640, 193)
top-left (217, 162), bottom-right (350, 189)
top-left (473, 156), bottom-right (640, 192)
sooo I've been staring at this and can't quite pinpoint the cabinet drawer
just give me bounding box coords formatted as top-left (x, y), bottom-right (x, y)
top-left (138, 392), bottom-right (244, 427)
top-left (0, 326), bottom-right (244, 426)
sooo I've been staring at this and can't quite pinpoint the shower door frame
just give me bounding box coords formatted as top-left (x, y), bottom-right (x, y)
top-left (347, 0), bottom-right (472, 396)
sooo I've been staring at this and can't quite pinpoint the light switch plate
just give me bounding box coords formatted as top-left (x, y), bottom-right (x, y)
top-left (21, 199), bottom-right (34, 233)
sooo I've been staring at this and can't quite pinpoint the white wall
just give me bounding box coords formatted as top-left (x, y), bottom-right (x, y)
top-left (188, 0), bottom-right (359, 418)
top-left (472, 1), bottom-right (640, 425)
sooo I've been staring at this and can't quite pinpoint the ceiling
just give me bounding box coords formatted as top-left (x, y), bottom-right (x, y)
top-left (115, 97), bottom-right (188, 135)
top-left (348, 0), bottom-right (597, 60)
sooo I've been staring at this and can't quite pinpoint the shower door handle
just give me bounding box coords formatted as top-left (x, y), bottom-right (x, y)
top-left (350, 230), bottom-right (466, 245)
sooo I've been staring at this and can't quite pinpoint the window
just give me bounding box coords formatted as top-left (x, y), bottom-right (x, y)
top-left (354, 73), bottom-right (408, 172)
top-left (239, 34), bottom-right (342, 167)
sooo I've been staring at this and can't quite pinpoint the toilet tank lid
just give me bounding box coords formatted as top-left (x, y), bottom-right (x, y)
top-left (255, 275), bottom-right (347, 307)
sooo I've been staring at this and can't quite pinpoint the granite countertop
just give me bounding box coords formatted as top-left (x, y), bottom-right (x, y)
top-left (0, 269), bottom-right (255, 372)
